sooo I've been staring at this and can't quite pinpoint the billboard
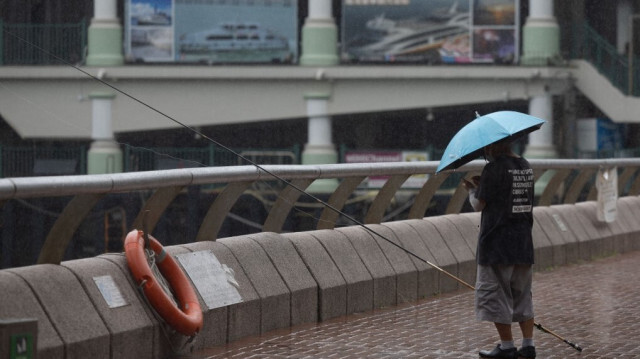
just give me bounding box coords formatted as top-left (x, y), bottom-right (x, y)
top-left (125, 0), bottom-right (298, 64)
top-left (341, 0), bottom-right (519, 64)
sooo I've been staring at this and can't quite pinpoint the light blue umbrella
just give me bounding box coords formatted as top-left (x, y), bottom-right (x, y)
top-left (436, 111), bottom-right (545, 173)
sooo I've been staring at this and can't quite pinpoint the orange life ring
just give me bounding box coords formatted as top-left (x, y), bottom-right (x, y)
top-left (124, 229), bottom-right (203, 336)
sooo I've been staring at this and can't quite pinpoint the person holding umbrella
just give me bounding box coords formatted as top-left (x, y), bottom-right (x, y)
top-left (437, 111), bottom-right (544, 359)
top-left (463, 139), bottom-right (536, 359)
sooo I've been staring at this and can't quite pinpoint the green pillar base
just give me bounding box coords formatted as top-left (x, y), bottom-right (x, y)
top-left (302, 145), bottom-right (338, 193)
top-left (521, 20), bottom-right (560, 66)
top-left (300, 19), bottom-right (338, 66)
top-left (88, 141), bottom-right (123, 174)
top-left (86, 20), bottom-right (124, 66)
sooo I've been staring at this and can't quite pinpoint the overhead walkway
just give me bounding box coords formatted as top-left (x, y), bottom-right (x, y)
top-left (569, 59), bottom-right (640, 123)
top-left (0, 64), bottom-right (571, 138)
top-left (0, 59), bottom-right (637, 141)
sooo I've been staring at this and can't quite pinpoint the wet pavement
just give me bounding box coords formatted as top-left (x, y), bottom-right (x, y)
top-left (187, 251), bottom-right (640, 358)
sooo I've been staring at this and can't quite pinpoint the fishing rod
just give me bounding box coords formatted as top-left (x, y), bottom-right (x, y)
top-left (6, 31), bottom-right (582, 353)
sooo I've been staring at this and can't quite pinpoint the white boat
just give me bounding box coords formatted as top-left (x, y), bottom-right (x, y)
top-left (137, 6), bottom-right (171, 26)
top-left (354, 1), bottom-right (469, 58)
top-left (179, 23), bottom-right (289, 54)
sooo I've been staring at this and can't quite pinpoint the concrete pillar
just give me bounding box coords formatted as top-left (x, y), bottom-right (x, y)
top-left (86, 0), bottom-right (124, 66)
top-left (525, 93), bottom-right (557, 159)
top-left (300, 0), bottom-right (338, 66)
top-left (521, 0), bottom-right (560, 65)
top-left (302, 93), bottom-right (338, 193)
top-left (525, 92), bottom-right (557, 195)
top-left (87, 92), bottom-right (123, 174)
top-left (299, 1), bottom-right (338, 192)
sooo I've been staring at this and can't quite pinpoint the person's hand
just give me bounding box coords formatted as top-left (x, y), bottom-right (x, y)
top-left (462, 176), bottom-right (480, 190)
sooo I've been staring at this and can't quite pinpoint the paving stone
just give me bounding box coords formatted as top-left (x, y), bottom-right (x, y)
top-left (187, 251), bottom-right (640, 359)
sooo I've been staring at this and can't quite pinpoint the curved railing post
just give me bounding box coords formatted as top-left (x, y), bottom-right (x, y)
top-left (618, 167), bottom-right (639, 196)
top-left (262, 178), bottom-right (314, 233)
top-left (564, 168), bottom-right (595, 204)
top-left (131, 186), bottom-right (185, 235)
top-left (408, 172), bottom-right (450, 219)
top-left (197, 181), bottom-right (253, 241)
top-left (316, 176), bottom-right (366, 230)
top-left (37, 193), bottom-right (105, 264)
top-left (538, 169), bottom-right (572, 206)
top-left (364, 174), bottom-right (410, 224)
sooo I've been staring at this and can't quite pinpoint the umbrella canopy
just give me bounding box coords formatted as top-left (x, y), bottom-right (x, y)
top-left (436, 111), bottom-right (545, 173)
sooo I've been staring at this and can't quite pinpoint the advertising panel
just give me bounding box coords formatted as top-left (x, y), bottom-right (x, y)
top-left (125, 0), bottom-right (298, 64)
top-left (344, 150), bottom-right (429, 188)
top-left (127, 0), bottom-right (175, 62)
top-left (341, 0), bottom-right (519, 64)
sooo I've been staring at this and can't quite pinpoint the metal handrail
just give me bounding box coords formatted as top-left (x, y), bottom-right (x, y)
top-left (1, 158), bottom-right (638, 200)
top-left (1, 158), bottom-right (639, 267)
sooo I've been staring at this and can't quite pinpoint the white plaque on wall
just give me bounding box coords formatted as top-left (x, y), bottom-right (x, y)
top-left (177, 250), bottom-right (243, 310)
top-left (93, 275), bottom-right (128, 309)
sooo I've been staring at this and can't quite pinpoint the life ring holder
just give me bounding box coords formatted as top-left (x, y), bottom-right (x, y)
top-left (124, 229), bottom-right (203, 336)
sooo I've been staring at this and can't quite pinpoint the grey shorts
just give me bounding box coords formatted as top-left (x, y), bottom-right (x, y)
top-left (475, 264), bottom-right (534, 324)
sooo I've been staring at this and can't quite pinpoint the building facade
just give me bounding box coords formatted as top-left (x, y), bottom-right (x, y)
top-left (0, 0), bottom-right (638, 180)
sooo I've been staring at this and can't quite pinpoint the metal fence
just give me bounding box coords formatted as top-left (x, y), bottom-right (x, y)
top-left (0, 19), bottom-right (87, 65)
top-left (123, 144), bottom-right (300, 171)
top-left (0, 145), bottom-right (87, 178)
top-left (1, 158), bottom-right (639, 269)
top-left (0, 145), bottom-right (300, 178)
top-left (570, 22), bottom-right (640, 97)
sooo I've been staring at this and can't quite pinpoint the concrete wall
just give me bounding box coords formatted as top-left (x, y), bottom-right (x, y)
top-left (1, 198), bottom-right (639, 358)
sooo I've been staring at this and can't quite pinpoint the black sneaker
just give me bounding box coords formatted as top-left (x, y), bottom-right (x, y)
top-left (517, 346), bottom-right (536, 358)
top-left (479, 344), bottom-right (518, 358)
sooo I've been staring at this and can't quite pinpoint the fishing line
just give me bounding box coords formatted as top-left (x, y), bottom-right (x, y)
top-left (7, 31), bottom-right (583, 352)
top-left (5, 30), bottom-right (442, 274)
